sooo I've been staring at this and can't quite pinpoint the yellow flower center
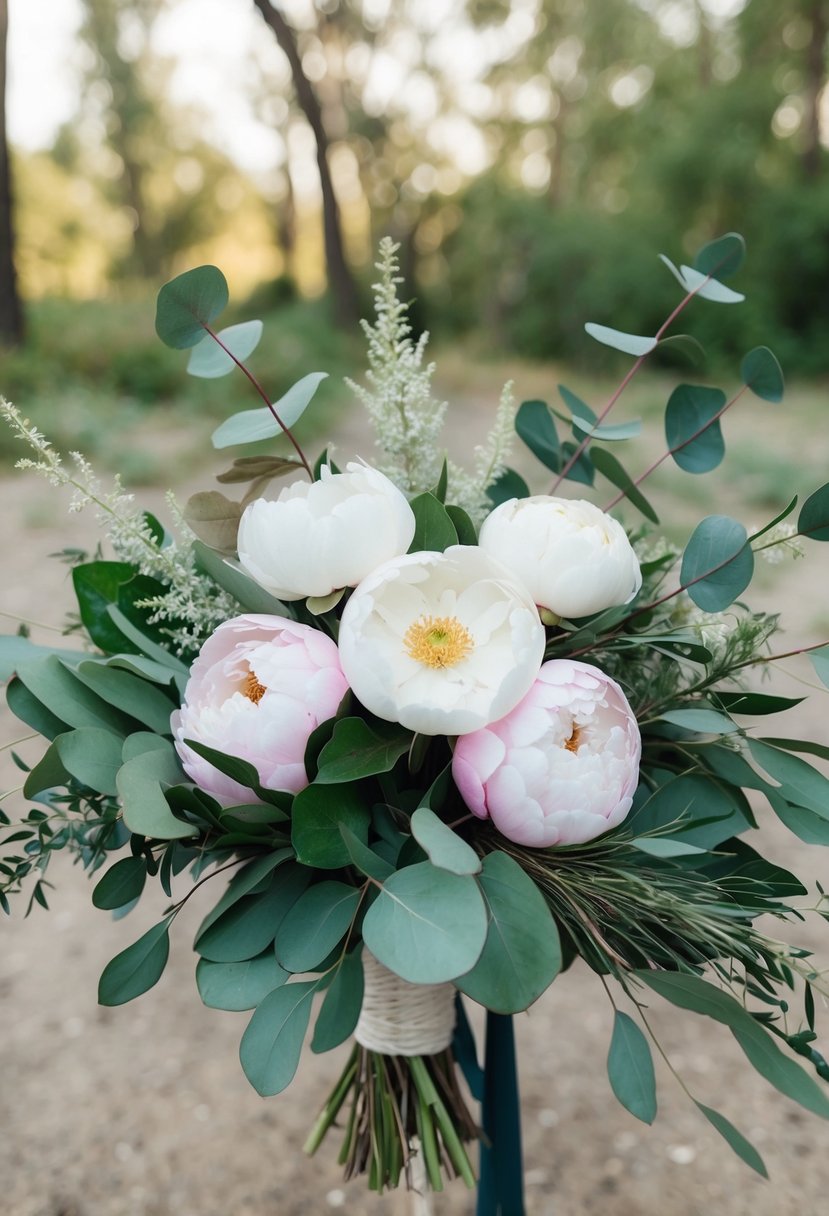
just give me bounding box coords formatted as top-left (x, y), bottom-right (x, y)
top-left (242, 669), bottom-right (267, 704)
top-left (564, 724), bottom-right (581, 753)
top-left (404, 615), bottom-right (474, 669)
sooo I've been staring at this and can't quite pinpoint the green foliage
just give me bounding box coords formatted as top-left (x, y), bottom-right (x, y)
top-left (155, 266), bottom-right (229, 350)
top-left (196, 952), bottom-right (288, 1012)
top-left (239, 979), bottom-right (321, 1096)
top-left (680, 515), bottom-right (754, 611)
top-left (187, 320), bottom-right (263, 378)
top-left (98, 917), bottom-right (172, 1006)
top-left (584, 324), bottom-right (656, 357)
top-left (607, 1012), bottom-right (657, 1124)
top-left (211, 372), bottom-right (328, 449)
top-left (408, 493), bottom-right (459, 552)
top-left (741, 346), bottom-right (784, 402)
top-left (664, 385), bottom-right (727, 474)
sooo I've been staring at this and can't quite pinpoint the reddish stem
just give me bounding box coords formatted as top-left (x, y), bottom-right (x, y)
top-left (604, 385), bottom-right (747, 512)
top-left (204, 324), bottom-right (314, 480)
top-left (550, 272), bottom-right (713, 494)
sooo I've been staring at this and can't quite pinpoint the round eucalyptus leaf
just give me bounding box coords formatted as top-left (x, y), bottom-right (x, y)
top-left (680, 515), bottom-right (754, 611)
top-left (187, 320), bottom-right (263, 378)
top-left (155, 265), bottom-right (228, 349)
top-left (693, 232), bottom-right (746, 280)
top-left (740, 346), bottom-right (784, 403)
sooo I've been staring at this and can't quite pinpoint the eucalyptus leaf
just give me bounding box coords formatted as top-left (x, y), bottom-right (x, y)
top-left (797, 483), bottom-right (829, 542)
top-left (446, 504), bottom-right (478, 545)
top-left (192, 541), bottom-right (292, 617)
top-left (694, 1102), bottom-right (767, 1178)
top-left (362, 861), bottom-right (488, 984)
top-left (693, 232), bottom-right (746, 279)
top-left (338, 824), bottom-right (394, 881)
top-left (455, 852), bottom-right (561, 1013)
top-left (658, 707), bottom-right (738, 734)
top-left (187, 319), bottom-right (263, 378)
top-left (664, 384), bottom-right (727, 473)
top-left (515, 399), bottom-right (560, 472)
top-left (211, 372), bottom-right (328, 449)
top-left (590, 447), bottom-right (659, 524)
top-left (680, 515), bottom-right (754, 611)
top-left (56, 726), bottom-right (124, 795)
top-left (216, 455), bottom-right (303, 485)
top-left (239, 980), bottom-right (319, 1096)
top-left (73, 661), bottom-right (176, 735)
top-left (92, 857), bottom-right (147, 910)
top-left (155, 265), bottom-right (228, 349)
top-left (196, 869), bottom-right (309, 963)
top-left (748, 740), bottom-right (829, 818)
top-left (584, 323), bottom-right (657, 357)
top-left (98, 917), bottom-right (172, 1005)
top-left (741, 346), bottom-right (784, 403)
top-left (0, 635), bottom-right (88, 683)
top-left (117, 744), bottom-right (197, 840)
top-left (196, 952), bottom-right (289, 1011)
top-left (660, 256), bottom-right (745, 303)
top-left (311, 948), bottom-right (365, 1053)
top-left (194, 850), bottom-right (294, 941)
top-left (607, 1012), bottom-right (657, 1124)
top-left (275, 881), bottom-right (361, 972)
top-left (15, 655), bottom-right (132, 735)
top-left (410, 807), bottom-right (481, 875)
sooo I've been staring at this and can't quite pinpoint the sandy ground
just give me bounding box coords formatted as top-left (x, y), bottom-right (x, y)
top-left (2, 402), bottom-right (829, 1216)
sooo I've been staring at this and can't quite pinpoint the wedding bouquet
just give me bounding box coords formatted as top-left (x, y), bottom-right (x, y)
top-left (3, 234), bottom-right (829, 1207)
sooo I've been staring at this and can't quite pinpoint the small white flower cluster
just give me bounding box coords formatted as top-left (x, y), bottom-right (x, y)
top-left (448, 380), bottom-right (517, 524)
top-left (755, 521), bottom-right (805, 564)
top-left (0, 398), bottom-right (238, 653)
top-left (346, 239), bottom-right (447, 495)
top-left (669, 590), bottom-right (736, 659)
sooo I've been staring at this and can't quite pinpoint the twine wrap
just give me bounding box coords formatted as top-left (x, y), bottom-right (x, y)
top-left (355, 952), bottom-right (456, 1056)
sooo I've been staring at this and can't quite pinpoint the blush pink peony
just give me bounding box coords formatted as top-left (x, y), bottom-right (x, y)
top-left (172, 614), bottom-right (349, 804)
top-left (452, 659), bottom-right (640, 847)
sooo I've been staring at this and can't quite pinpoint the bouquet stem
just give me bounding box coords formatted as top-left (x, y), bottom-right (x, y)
top-left (304, 954), bottom-right (480, 1192)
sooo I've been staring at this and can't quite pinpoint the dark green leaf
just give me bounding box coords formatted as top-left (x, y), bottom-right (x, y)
top-left (239, 980), bottom-right (319, 1095)
top-left (194, 850), bottom-right (294, 941)
top-left (748, 740), bottom-right (829, 818)
top-left (22, 739), bottom-right (69, 797)
top-left (455, 852), bottom-right (561, 1013)
top-left (56, 726), bottom-right (124, 795)
top-left (693, 232), bottom-right (745, 279)
top-left (560, 441), bottom-right (594, 486)
top-left (769, 795), bottom-right (829, 845)
top-left (117, 744), bottom-right (196, 840)
top-left (695, 1103), bottom-right (767, 1177)
top-left (628, 773), bottom-right (753, 848)
top-left (73, 662), bottom-right (176, 735)
top-left (713, 691), bottom-right (804, 716)
top-left (311, 949), bottom-right (365, 1053)
top-left (6, 677), bottom-right (68, 740)
top-left (196, 868), bottom-right (309, 963)
top-left (315, 717), bottom-right (412, 784)
top-left (92, 857), bottom-right (147, 910)
top-left (607, 1012), bottom-right (657, 1124)
top-left (192, 541), bottom-right (292, 617)
top-left (590, 447), bottom-right (659, 524)
top-left (798, 484), bottom-right (829, 542)
top-left (680, 515), bottom-right (754, 611)
top-left (515, 399), bottom-right (560, 472)
top-left (275, 881), bottom-right (361, 972)
top-left (339, 824), bottom-right (394, 881)
top-left (446, 504), bottom-right (478, 545)
top-left (362, 861), bottom-right (487, 983)
top-left (741, 347), bottom-right (784, 403)
top-left (98, 917), bottom-right (172, 1005)
top-left (409, 492), bottom-right (458, 553)
top-left (196, 951), bottom-right (288, 1011)
top-left (411, 807), bottom-right (481, 875)
top-left (487, 467), bottom-right (530, 506)
top-left (73, 562), bottom-right (144, 655)
top-left (292, 782), bottom-right (371, 869)
top-left (665, 384), bottom-right (727, 474)
top-left (155, 265), bottom-right (228, 349)
top-left (106, 606), bottom-right (188, 673)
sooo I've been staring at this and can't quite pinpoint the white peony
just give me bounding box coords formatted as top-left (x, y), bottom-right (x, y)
top-left (338, 546), bottom-right (545, 736)
top-left (237, 461), bottom-right (416, 601)
top-left (478, 496), bottom-right (641, 619)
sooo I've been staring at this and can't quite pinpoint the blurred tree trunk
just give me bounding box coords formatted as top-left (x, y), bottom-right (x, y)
top-left (252, 0), bottom-right (360, 328)
top-left (0, 0), bottom-right (23, 346)
top-left (802, 0), bottom-right (828, 178)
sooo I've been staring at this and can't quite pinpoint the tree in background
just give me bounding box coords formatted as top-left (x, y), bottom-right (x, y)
top-left (0, 0), bottom-right (23, 345)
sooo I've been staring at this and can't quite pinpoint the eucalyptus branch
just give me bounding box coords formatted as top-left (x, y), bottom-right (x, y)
top-left (204, 324), bottom-right (313, 480)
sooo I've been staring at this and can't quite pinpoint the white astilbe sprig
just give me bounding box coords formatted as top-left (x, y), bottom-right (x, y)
top-left (448, 380), bottom-right (517, 524)
top-left (346, 238), bottom-right (447, 494)
top-left (1, 398), bottom-right (238, 653)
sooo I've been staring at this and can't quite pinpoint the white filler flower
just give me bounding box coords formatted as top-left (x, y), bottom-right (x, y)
top-left (237, 462), bottom-right (416, 601)
top-left (479, 496), bottom-right (642, 619)
top-left (338, 546), bottom-right (545, 735)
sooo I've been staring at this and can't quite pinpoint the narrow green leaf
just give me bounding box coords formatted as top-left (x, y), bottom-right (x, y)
top-left (445, 504), bottom-right (478, 545)
top-left (748, 740), bottom-right (829, 818)
top-left (741, 346), bottom-right (784, 403)
top-left (607, 1012), bottom-right (657, 1124)
top-left (155, 265), bottom-right (228, 349)
top-left (659, 708), bottom-right (738, 734)
top-left (631, 837), bottom-right (707, 857)
top-left (0, 635), bottom-right (87, 683)
top-left (275, 881), bottom-right (361, 972)
top-left (194, 850), bottom-right (294, 941)
top-left (695, 1102), bottom-right (767, 1177)
top-left (590, 447), bottom-right (659, 524)
top-left (98, 917), bottom-right (172, 1006)
top-left (339, 824), bottom-right (394, 881)
top-left (196, 868), bottom-right (309, 963)
top-left (15, 655), bottom-right (132, 734)
top-left (311, 949), bottom-right (364, 1053)
top-left (187, 319), bottom-right (263, 378)
top-left (515, 399), bottom-right (560, 472)
top-left (411, 807), bottom-right (481, 875)
top-left (239, 980), bottom-right (319, 1095)
top-left (192, 541), bottom-right (292, 617)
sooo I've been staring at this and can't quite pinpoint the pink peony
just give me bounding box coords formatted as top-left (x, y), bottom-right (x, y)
top-left (452, 659), bottom-right (640, 847)
top-left (172, 614), bottom-right (349, 804)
